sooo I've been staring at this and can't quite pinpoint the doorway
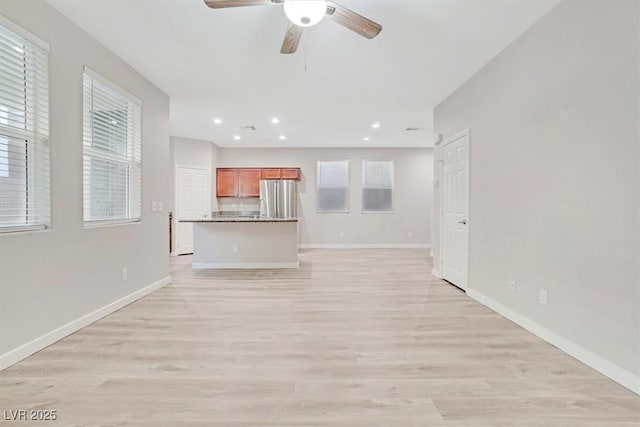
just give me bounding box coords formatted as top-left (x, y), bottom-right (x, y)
top-left (175, 165), bottom-right (211, 255)
top-left (440, 130), bottom-right (469, 290)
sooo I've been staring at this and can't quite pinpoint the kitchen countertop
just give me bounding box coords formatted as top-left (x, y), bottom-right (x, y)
top-left (180, 217), bottom-right (299, 223)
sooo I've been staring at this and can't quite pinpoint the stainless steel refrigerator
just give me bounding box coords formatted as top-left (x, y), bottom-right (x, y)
top-left (259, 180), bottom-right (298, 218)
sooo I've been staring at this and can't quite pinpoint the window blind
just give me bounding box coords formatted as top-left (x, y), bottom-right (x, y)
top-left (83, 69), bottom-right (142, 225)
top-left (317, 160), bottom-right (349, 213)
top-left (362, 160), bottom-right (394, 212)
top-left (0, 18), bottom-right (50, 232)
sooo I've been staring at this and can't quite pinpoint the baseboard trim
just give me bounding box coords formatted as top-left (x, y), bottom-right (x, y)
top-left (431, 268), bottom-right (442, 279)
top-left (192, 262), bottom-right (299, 269)
top-left (466, 288), bottom-right (640, 395)
top-left (299, 244), bottom-right (430, 249)
top-left (0, 275), bottom-right (172, 372)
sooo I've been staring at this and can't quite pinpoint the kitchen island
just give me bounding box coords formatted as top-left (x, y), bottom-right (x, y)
top-left (180, 216), bottom-right (299, 269)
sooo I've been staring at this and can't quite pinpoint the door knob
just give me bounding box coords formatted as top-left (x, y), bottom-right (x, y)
top-left (458, 220), bottom-right (467, 225)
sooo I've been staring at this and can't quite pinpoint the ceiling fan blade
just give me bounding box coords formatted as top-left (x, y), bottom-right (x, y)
top-left (326, 2), bottom-right (382, 39)
top-left (281, 23), bottom-right (304, 54)
top-left (204, 0), bottom-right (280, 9)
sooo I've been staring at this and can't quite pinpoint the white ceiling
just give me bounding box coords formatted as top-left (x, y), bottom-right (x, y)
top-left (46, 0), bottom-right (559, 148)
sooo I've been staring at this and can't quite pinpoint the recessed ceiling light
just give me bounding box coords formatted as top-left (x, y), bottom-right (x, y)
top-left (271, 117), bottom-right (280, 124)
top-left (363, 137), bottom-right (371, 141)
top-left (213, 117), bottom-right (222, 125)
top-left (233, 135), bottom-right (241, 141)
top-left (279, 135), bottom-right (287, 140)
top-left (372, 122), bottom-right (380, 129)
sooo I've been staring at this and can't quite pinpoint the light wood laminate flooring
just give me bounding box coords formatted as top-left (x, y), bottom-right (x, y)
top-left (0, 249), bottom-right (638, 426)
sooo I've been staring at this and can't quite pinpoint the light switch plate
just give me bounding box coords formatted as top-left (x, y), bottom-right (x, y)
top-left (539, 289), bottom-right (548, 305)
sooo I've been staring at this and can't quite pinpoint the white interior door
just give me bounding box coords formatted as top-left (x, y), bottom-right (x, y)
top-left (442, 132), bottom-right (469, 289)
top-left (176, 166), bottom-right (210, 255)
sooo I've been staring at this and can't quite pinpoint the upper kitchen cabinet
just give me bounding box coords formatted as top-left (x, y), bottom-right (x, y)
top-left (261, 168), bottom-right (281, 179)
top-left (216, 169), bottom-right (239, 197)
top-left (216, 168), bottom-right (301, 197)
top-left (281, 168), bottom-right (300, 180)
top-left (238, 169), bottom-right (261, 197)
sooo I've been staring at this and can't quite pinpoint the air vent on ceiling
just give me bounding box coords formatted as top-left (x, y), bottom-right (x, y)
top-left (406, 127), bottom-right (425, 132)
top-left (240, 125), bottom-right (257, 131)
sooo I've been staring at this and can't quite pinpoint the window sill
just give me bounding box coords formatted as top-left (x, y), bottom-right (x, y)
top-left (361, 211), bottom-right (395, 214)
top-left (316, 211), bottom-right (350, 214)
top-left (84, 219), bottom-right (141, 229)
top-left (0, 225), bottom-right (50, 236)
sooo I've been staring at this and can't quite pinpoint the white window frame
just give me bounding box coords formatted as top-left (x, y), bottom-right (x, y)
top-left (82, 67), bottom-right (142, 227)
top-left (0, 16), bottom-right (51, 234)
top-left (361, 159), bottom-right (394, 214)
top-left (316, 160), bottom-right (350, 214)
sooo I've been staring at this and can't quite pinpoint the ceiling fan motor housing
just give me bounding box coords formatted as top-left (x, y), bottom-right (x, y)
top-left (283, 0), bottom-right (328, 27)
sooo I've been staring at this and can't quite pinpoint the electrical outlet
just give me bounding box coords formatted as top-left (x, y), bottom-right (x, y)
top-left (539, 289), bottom-right (548, 305)
top-left (407, 232), bottom-right (413, 239)
top-left (232, 244), bottom-right (239, 253)
top-left (157, 201), bottom-right (163, 212)
top-left (508, 278), bottom-right (516, 292)
top-left (151, 201), bottom-right (158, 212)
top-left (121, 268), bottom-right (128, 281)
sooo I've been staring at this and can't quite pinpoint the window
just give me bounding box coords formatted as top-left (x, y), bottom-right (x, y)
top-left (0, 18), bottom-right (50, 232)
top-left (362, 160), bottom-right (394, 213)
top-left (317, 160), bottom-right (349, 213)
top-left (83, 68), bottom-right (142, 225)
top-left (0, 137), bottom-right (8, 178)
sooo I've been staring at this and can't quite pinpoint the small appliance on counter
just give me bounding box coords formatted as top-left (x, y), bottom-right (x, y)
top-left (259, 180), bottom-right (298, 219)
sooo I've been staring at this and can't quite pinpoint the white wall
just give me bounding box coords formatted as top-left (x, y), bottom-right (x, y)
top-left (217, 148), bottom-right (432, 247)
top-left (638, 0), bottom-right (640, 374)
top-left (0, 1), bottom-right (170, 360)
top-left (433, 0), bottom-right (639, 384)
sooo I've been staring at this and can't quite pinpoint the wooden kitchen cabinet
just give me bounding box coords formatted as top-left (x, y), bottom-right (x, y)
top-left (238, 169), bottom-right (261, 197)
top-left (281, 168), bottom-right (300, 180)
top-left (216, 169), bottom-right (239, 197)
top-left (216, 167), bottom-right (301, 197)
top-left (261, 168), bottom-right (281, 179)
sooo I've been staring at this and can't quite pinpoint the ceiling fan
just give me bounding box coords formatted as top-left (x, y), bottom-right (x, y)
top-left (203, 0), bottom-right (383, 54)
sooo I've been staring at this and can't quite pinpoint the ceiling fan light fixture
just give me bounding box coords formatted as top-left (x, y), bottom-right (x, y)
top-left (283, 0), bottom-right (327, 27)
